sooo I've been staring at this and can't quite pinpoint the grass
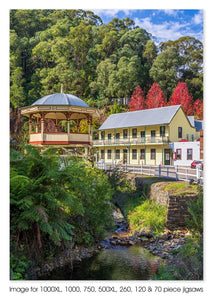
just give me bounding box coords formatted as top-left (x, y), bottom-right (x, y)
top-left (109, 172), bottom-right (168, 236)
top-left (127, 198), bottom-right (167, 235)
top-left (154, 235), bottom-right (203, 280)
top-left (163, 182), bottom-right (198, 195)
top-left (119, 195), bottom-right (167, 236)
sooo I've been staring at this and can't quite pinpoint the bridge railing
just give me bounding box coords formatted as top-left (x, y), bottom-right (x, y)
top-left (95, 162), bottom-right (203, 185)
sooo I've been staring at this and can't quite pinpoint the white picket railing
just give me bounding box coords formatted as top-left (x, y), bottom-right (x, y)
top-left (95, 162), bottom-right (203, 184)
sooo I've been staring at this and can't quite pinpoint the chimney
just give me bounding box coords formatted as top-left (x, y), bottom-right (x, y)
top-left (61, 84), bottom-right (63, 93)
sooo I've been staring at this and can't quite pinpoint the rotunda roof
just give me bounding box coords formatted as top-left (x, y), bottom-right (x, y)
top-left (31, 93), bottom-right (89, 108)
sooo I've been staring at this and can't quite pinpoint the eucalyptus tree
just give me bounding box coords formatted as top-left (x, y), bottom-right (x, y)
top-left (108, 55), bottom-right (143, 98)
top-left (150, 47), bottom-right (184, 98)
top-left (159, 36), bottom-right (203, 100)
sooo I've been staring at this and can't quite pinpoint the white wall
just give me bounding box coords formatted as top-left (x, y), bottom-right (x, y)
top-left (169, 141), bottom-right (200, 166)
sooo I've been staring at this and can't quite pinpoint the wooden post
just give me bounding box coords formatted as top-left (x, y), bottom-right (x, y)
top-left (29, 115), bottom-right (32, 135)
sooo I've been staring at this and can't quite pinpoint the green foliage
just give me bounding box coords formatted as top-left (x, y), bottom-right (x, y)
top-left (10, 251), bottom-right (31, 280)
top-left (10, 144), bottom-right (114, 279)
top-left (107, 99), bottom-right (123, 116)
top-left (164, 182), bottom-right (198, 195)
top-left (10, 146), bottom-right (75, 254)
top-left (127, 198), bottom-right (167, 235)
top-left (186, 187), bottom-right (203, 235)
top-left (150, 47), bottom-right (184, 98)
top-left (68, 159), bottom-right (113, 242)
top-left (155, 235), bottom-right (203, 280)
top-left (10, 9), bottom-right (203, 110)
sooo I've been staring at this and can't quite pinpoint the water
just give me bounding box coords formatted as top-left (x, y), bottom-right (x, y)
top-left (39, 206), bottom-right (159, 280)
top-left (39, 244), bottom-right (159, 280)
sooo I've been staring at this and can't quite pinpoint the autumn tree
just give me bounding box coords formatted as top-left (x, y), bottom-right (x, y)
top-left (146, 82), bottom-right (167, 109)
top-left (169, 82), bottom-right (193, 115)
top-left (193, 99), bottom-right (203, 119)
top-left (128, 85), bottom-right (146, 111)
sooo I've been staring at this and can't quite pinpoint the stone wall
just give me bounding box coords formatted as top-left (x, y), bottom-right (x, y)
top-left (166, 194), bottom-right (198, 229)
top-left (150, 182), bottom-right (198, 229)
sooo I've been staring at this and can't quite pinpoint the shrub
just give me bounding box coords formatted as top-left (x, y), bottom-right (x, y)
top-left (10, 145), bottom-right (114, 278)
top-left (186, 187), bottom-right (203, 235)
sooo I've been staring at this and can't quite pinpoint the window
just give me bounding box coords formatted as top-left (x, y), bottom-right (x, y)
top-left (132, 128), bottom-right (137, 138)
top-left (178, 127), bottom-right (182, 139)
top-left (141, 131), bottom-right (145, 142)
top-left (187, 149), bottom-right (193, 160)
top-left (151, 149), bottom-right (156, 160)
top-left (151, 130), bottom-right (156, 137)
top-left (176, 149), bottom-right (182, 160)
top-left (160, 126), bottom-right (165, 137)
top-left (151, 130), bottom-right (156, 142)
top-left (192, 134), bottom-right (194, 141)
top-left (123, 129), bottom-right (128, 139)
top-left (108, 133), bottom-right (111, 140)
top-left (107, 149), bottom-right (112, 159)
top-left (116, 149), bottom-right (120, 159)
top-left (101, 131), bottom-right (105, 140)
top-left (116, 132), bottom-right (120, 139)
top-left (140, 149), bottom-right (145, 160)
top-left (141, 131), bottom-right (145, 137)
top-left (101, 150), bottom-right (105, 159)
top-left (132, 149), bottom-right (137, 160)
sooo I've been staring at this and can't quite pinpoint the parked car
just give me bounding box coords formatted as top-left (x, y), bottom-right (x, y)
top-left (191, 160), bottom-right (203, 169)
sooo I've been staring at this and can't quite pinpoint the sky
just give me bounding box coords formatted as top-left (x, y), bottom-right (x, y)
top-left (91, 9), bottom-right (203, 43)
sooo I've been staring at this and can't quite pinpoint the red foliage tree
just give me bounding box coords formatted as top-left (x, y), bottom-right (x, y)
top-left (128, 85), bottom-right (146, 111)
top-left (146, 82), bottom-right (167, 109)
top-left (193, 99), bottom-right (203, 119)
top-left (169, 82), bottom-right (193, 115)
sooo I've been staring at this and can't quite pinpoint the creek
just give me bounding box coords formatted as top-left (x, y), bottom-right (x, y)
top-left (38, 206), bottom-right (160, 280)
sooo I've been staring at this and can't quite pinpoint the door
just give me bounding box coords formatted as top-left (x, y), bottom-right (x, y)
top-left (164, 149), bottom-right (171, 165)
top-left (123, 149), bottom-right (127, 163)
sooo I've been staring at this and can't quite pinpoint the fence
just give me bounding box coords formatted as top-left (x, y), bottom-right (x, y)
top-left (95, 162), bottom-right (203, 185)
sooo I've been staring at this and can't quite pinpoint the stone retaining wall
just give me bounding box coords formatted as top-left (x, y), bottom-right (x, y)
top-left (150, 182), bottom-right (198, 229)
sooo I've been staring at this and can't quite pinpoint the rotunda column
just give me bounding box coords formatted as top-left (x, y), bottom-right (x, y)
top-left (41, 113), bottom-right (45, 141)
top-left (55, 119), bottom-right (58, 132)
top-left (35, 117), bottom-right (39, 133)
top-left (87, 115), bottom-right (91, 135)
top-left (67, 116), bottom-right (70, 135)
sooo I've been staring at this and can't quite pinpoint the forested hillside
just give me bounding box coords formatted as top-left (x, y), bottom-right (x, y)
top-left (10, 9), bottom-right (203, 110)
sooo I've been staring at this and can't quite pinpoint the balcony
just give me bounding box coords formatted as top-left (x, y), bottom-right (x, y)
top-left (29, 132), bottom-right (91, 146)
top-left (93, 136), bottom-right (169, 146)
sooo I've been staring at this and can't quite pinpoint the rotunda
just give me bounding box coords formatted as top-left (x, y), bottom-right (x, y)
top-left (20, 93), bottom-right (99, 155)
